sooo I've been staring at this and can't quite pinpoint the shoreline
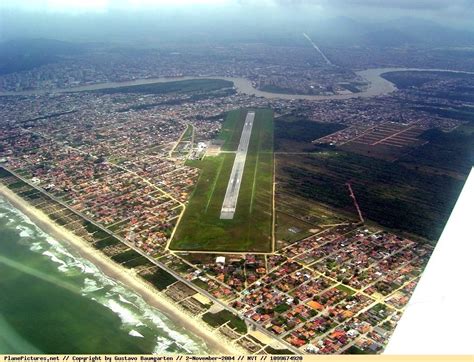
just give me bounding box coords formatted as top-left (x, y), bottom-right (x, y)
top-left (0, 185), bottom-right (241, 356)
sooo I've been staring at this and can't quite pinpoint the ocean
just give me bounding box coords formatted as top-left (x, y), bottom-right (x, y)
top-left (0, 197), bottom-right (210, 354)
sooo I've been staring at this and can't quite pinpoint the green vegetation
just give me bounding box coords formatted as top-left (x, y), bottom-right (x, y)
top-left (260, 84), bottom-right (298, 94)
top-left (455, 122), bottom-right (474, 136)
top-left (93, 237), bottom-right (120, 249)
top-left (339, 83), bottom-right (363, 93)
top-left (83, 221), bottom-right (110, 240)
top-left (141, 268), bottom-right (177, 291)
top-left (275, 212), bottom-right (313, 244)
top-left (19, 190), bottom-right (41, 200)
top-left (83, 221), bottom-right (104, 234)
top-left (171, 124), bottom-right (193, 157)
top-left (217, 109), bottom-right (246, 151)
top-left (265, 347), bottom-right (295, 355)
top-left (382, 71), bottom-right (474, 103)
top-left (336, 284), bottom-right (355, 296)
top-left (381, 71), bottom-right (443, 89)
top-left (0, 167), bottom-right (12, 178)
top-left (276, 192), bottom-right (353, 227)
top-left (372, 303), bottom-right (387, 313)
top-left (202, 310), bottom-right (247, 333)
top-left (344, 346), bottom-right (372, 355)
top-left (0, 39), bottom-right (80, 75)
top-left (274, 303), bottom-right (291, 313)
top-left (181, 124), bottom-right (193, 141)
top-left (416, 106), bottom-right (474, 122)
top-left (400, 127), bottom-right (474, 178)
top-left (381, 71), bottom-right (474, 90)
top-left (6, 180), bottom-right (27, 190)
top-left (278, 150), bottom-right (465, 241)
top-left (49, 213), bottom-right (71, 226)
top-left (122, 256), bottom-right (154, 269)
top-left (191, 278), bottom-right (209, 291)
top-left (93, 79), bottom-right (233, 95)
top-left (111, 249), bottom-right (142, 263)
top-left (274, 115), bottom-right (345, 152)
top-left (171, 109), bottom-right (274, 252)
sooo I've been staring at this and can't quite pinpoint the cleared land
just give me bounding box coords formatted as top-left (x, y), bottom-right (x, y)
top-left (339, 122), bottom-right (426, 161)
top-left (171, 109), bottom-right (274, 252)
top-left (275, 102), bottom-right (472, 241)
top-left (277, 150), bottom-right (465, 241)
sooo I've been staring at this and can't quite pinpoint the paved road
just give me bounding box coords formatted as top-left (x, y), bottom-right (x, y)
top-left (220, 111), bottom-right (255, 219)
top-left (2, 165), bottom-right (301, 354)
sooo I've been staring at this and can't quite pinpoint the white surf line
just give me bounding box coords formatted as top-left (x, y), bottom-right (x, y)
top-left (303, 32), bottom-right (332, 66)
top-left (220, 111), bottom-right (256, 220)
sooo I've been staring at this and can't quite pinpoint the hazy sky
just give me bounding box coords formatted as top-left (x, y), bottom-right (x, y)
top-left (1, 0), bottom-right (473, 20)
top-left (0, 0), bottom-right (473, 43)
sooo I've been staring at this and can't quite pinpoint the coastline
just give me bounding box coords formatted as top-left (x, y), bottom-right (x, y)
top-left (0, 185), bottom-right (241, 356)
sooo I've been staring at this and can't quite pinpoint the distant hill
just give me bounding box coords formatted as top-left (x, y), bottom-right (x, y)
top-left (362, 28), bottom-right (418, 47)
top-left (382, 17), bottom-right (474, 46)
top-left (0, 38), bottom-right (83, 75)
top-left (308, 16), bottom-right (474, 48)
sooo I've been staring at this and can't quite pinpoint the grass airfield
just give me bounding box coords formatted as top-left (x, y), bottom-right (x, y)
top-left (171, 109), bottom-right (274, 253)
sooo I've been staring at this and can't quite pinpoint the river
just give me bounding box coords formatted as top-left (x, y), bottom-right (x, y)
top-left (1, 67), bottom-right (474, 100)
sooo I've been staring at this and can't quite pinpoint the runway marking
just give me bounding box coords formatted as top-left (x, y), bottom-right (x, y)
top-left (220, 111), bottom-right (255, 219)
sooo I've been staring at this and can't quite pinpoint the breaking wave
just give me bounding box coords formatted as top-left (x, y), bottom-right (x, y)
top-left (0, 197), bottom-right (209, 354)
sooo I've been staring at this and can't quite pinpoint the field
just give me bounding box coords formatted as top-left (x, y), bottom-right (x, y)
top-left (277, 150), bottom-right (465, 241)
top-left (274, 192), bottom-right (356, 250)
top-left (202, 310), bottom-right (247, 333)
top-left (140, 268), bottom-right (178, 291)
top-left (274, 115), bottom-right (346, 153)
top-left (274, 211), bottom-right (314, 246)
top-left (272, 117), bottom-right (362, 249)
top-left (170, 109), bottom-right (274, 252)
top-left (274, 98), bottom-right (473, 242)
top-left (339, 122), bottom-right (426, 161)
top-left (398, 126), bottom-right (474, 179)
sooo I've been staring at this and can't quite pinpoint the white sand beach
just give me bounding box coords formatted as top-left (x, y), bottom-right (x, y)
top-left (0, 185), bottom-right (242, 355)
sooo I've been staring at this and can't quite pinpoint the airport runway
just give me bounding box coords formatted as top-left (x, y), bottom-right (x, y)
top-left (220, 111), bottom-right (255, 219)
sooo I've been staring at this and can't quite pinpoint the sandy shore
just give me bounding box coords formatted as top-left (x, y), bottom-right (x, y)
top-left (0, 185), bottom-right (241, 355)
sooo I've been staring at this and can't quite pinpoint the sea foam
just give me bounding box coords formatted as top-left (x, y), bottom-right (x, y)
top-left (129, 330), bottom-right (145, 338)
top-left (0, 197), bottom-right (208, 354)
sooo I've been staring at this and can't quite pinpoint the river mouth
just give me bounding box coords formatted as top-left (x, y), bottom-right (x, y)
top-left (1, 67), bottom-right (473, 100)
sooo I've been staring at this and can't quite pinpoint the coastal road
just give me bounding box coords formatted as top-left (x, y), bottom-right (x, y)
top-left (3, 166), bottom-right (301, 354)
